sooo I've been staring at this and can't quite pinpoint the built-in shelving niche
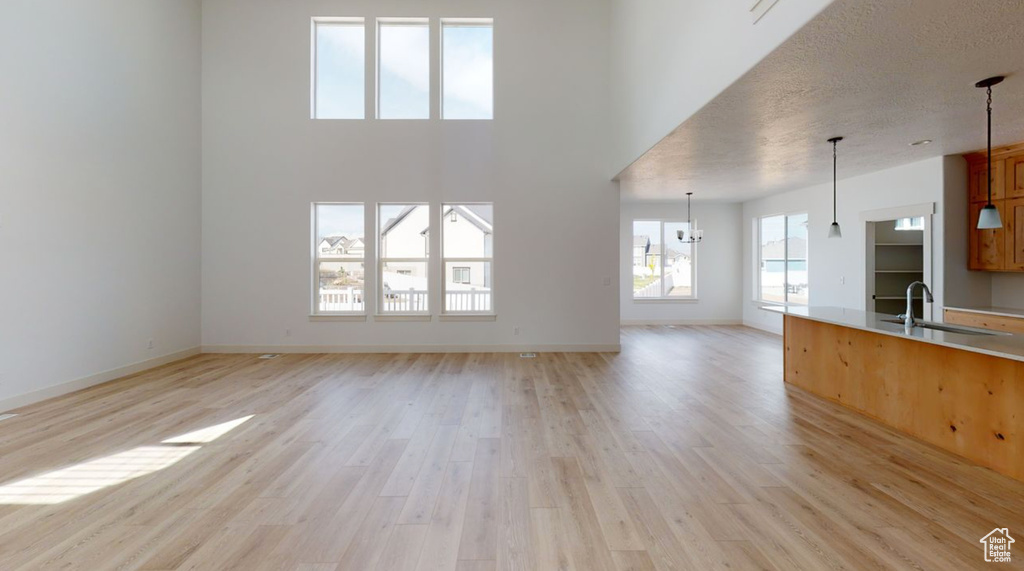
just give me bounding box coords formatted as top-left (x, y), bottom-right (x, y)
top-left (867, 220), bottom-right (926, 318)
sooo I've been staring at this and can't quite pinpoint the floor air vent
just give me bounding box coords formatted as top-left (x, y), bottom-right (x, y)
top-left (519, 353), bottom-right (537, 358)
top-left (0, 414), bottom-right (17, 423)
top-left (258, 354), bottom-right (281, 360)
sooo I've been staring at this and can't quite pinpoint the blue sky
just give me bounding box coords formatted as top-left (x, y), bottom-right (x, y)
top-left (315, 21), bottom-right (493, 119)
top-left (315, 23), bottom-right (364, 119)
top-left (317, 204), bottom-right (364, 240)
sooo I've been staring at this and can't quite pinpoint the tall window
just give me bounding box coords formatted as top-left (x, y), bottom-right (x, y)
top-left (312, 18), bottom-right (365, 119)
top-left (442, 204), bottom-right (493, 313)
top-left (379, 204), bottom-right (430, 313)
top-left (377, 19), bottom-right (430, 119)
top-left (313, 204), bottom-right (366, 314)
top-left (758, 213), bottom-right (808, 304)
top-left (631, 220), bottom-right (696, 299)
top-left (441, 19), bottom-right (493, 120)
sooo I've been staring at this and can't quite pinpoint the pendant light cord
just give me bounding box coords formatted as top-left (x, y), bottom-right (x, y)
top-left (832, 139), bottom-right (838, 223)
top-left (987, 85), bottom-right (993, 205)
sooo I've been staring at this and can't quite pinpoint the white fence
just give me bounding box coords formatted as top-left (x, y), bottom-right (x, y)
top-left (634, 273), bottom-right (677, 298)
top-left (320, 288), bottom-right (492, 313)
top-left (319, 288), bottom-right (364, 312)
top-left (380, 289), bottom-right (429, 313)
top-left (445, 290), bottom-right (492, 312)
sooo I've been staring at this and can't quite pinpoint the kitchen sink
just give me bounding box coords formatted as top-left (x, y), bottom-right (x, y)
top-left (881, 319), bottom-right (1011, 336)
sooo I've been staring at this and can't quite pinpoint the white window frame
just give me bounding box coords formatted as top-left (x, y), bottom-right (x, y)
top-left (755, 212), bottom-right (809, 306)
top-left (378, 203), bottom-right (431, 316)
top-left (311, 17), bottom-right (366, 120)
top-left (311, 202), bottom-right (367, 317)
top-left (441, 203), bottom-right (494, 315)
top-left (631, 219), bottom-right (698, 302)
top-left (440, 18), bottom-right (494, 120)
top-left (376, 17), bottom-right (431, 120)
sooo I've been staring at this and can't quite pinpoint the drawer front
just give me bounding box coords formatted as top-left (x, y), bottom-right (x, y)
top-left (945, 309), bottom-right (1024, 334)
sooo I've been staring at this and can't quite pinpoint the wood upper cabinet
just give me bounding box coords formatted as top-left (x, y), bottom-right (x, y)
top-left (1007, 197), bottom-right (1024, 271)
top-left (964, 143), bottom-right (1024, 272)
top-left (1007, 153), bottom-right (1024, 199)
top-left (970, 159), bottom-right (1005, 203)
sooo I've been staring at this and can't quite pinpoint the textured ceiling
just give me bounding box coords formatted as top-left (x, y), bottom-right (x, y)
top-left (616, 0), bottom-right (1024, 202)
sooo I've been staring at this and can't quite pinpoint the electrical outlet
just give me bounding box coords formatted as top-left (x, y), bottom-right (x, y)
top-left (285, 329), bottom-right (292, 337)
top-left (603, 276), bottom-right (611, 286)
top-left (513, 326), bottom-right (520, 336)
top-left (840, 276), bottom-right (846, 285)
top-left (147, 339), bottom-right (154, 350)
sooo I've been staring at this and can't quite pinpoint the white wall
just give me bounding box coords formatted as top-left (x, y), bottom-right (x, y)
top-left (609, 0), bottom-right (834, 174)
top-left (741, 157), bottom-right (971, 334)
top-left (0, 1), bottom-right (203, 409)
top-left (201, 0), bottom-right (620, 351)
top-left (620, 202), bottom-right (742, 324)
top-left (992, 275), bottom-right (1024, 309)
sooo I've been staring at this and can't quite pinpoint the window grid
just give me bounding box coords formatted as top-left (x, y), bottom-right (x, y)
top-left (631, 220), bottom-right (697, 300)
top-left (757, 213), bottom-right (808, 305)
top-left (378, 204), bottom-right (431, 314)
top-left (442, 204), bottom-right (494, 314)
top-left (312, 203), bottom-right (366, 315)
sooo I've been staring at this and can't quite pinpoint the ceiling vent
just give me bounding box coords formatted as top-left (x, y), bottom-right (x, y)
top-left (0, 414), bottom-right (17, 423)
top-left (519, 353), bottom-right (537, 358)
top-left (258, 354), bottom-right (281, 360)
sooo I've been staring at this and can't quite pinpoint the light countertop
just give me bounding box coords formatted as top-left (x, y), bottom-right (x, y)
top-left (944, 306), bottom-right (1024, 319)
top-left (762, 305), bottom-right (1024, 364)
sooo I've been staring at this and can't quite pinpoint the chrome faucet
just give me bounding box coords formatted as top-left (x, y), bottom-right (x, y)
top-left (899, 281), bottom-right (934, 328)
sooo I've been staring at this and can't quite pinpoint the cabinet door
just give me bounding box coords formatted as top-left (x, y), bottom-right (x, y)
top-left (1007, 154), bottom-right (1024, 199)
top-left (969, 160), bottom-right (1005, 203)
top-left (970, 200), bottom-right (1006, 270)
top-left (1007, 198), bottom-right (1024, 271)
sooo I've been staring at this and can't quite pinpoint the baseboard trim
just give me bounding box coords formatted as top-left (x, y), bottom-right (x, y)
top-left (0, 347), bottom-right (201, 413)
top-left (742, 320), bottom-right (783, 335)
top-left (201, 344), bottom-right (621, 354)
top-left (620, 319), bottom-right (743, 326)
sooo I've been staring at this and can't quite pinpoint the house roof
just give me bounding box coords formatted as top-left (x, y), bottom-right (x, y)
top-left (321, 235), bottom-right (364, 249)
top-left (633, 236), bottom-right (650, 248)
top-left (439, 205), bottom-right (493, 235)
top-left (380, 206), bottom-right (419, 235)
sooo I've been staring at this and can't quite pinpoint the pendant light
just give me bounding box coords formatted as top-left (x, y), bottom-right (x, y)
top-left (827, 137), bottom-right (843, 239)
top-left (976, 76), bottom-right (1005, 230)
top-left (677, 192), bottom-right (703, 244)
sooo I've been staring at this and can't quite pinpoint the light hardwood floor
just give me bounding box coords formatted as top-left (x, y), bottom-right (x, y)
top-left (1, 325), bottom-right (1023, 570)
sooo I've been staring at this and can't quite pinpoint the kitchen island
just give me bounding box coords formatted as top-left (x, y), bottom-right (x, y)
top-left (765, 305), bottom-right (1024, 482)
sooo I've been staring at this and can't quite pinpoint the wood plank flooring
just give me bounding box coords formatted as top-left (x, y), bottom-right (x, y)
top-left (1, 325), bottom-right (1023, 570)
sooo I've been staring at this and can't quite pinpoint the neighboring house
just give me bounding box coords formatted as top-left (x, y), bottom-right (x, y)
top-left (633, 235), bottom-right (650, 267)
top-left (378, 204), bottom-right (493, 290)
top-left (440, 205), bottom-right (493, 289)
top-left (318, 235), bottom-right (365, 258)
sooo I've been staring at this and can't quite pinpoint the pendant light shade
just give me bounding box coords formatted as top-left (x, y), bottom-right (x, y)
top-left (976, 75), bottom-right (1005, 230)
top-left (978, 204), bottom-right (1002, 229)
top-left (828, 137), bottom-right (843, 239)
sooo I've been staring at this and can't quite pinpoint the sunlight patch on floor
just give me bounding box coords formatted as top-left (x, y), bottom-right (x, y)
top-left (0, 415), bottom-right (255, 505)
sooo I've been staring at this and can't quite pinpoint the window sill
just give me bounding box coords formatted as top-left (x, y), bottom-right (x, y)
top-left (438, 314), bottom-right (497, 322)
top-left (374, 314), bottom-right (432, 322)
top-left (633, 298), bottom-right (699, 304)
top-left (309, 314), bottom-right (367, 322)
